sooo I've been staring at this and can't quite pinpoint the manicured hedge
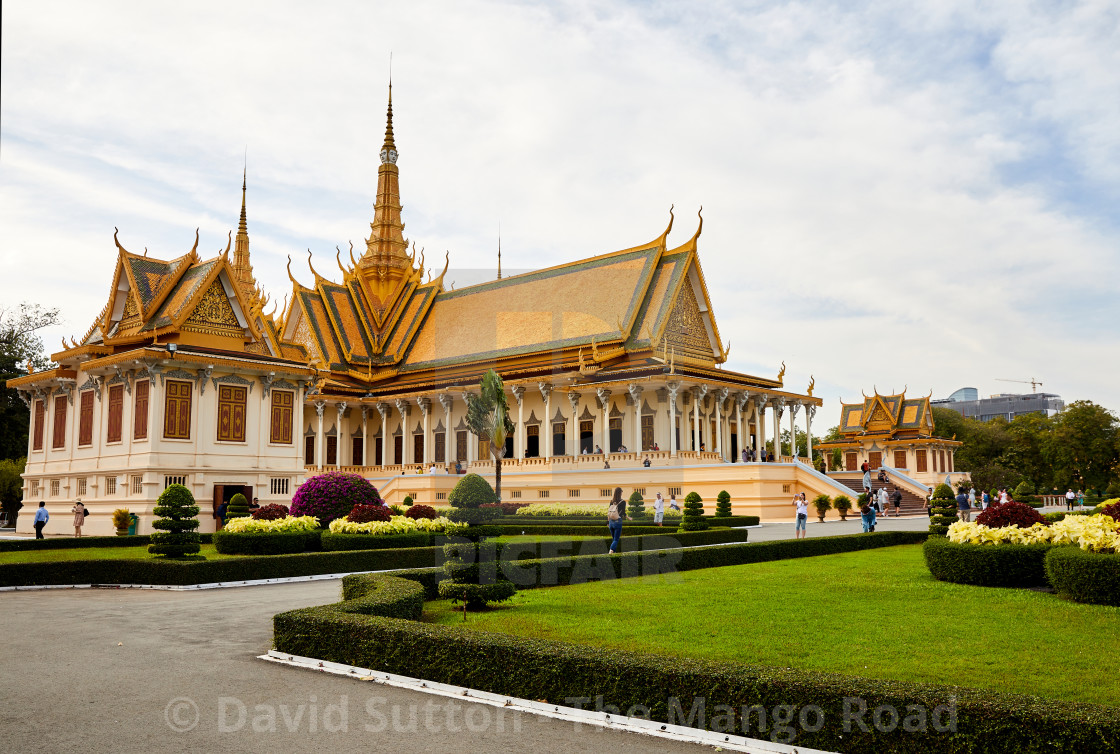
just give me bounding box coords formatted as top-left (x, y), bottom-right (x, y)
top-left (1044, 547), bottom-right (1120, 607)
top-left (0, 534), bottom-right (213, 553)
top-left (337, 574), bottom-right (425, 619)
top-left (212, 531), bottom-right (313, 556)
top-left (922, 537), bottom-right (1053, 588)
top-left (275, 565), bottom-right (1118, 753)
top-left (494, 515), bottom-right (760, 527)
top-left (321, 532), bottom-right (433, 551)
top-left (494, 524), bottom-right (691, 536)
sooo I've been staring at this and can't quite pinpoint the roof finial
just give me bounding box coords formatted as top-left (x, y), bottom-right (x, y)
top-left (497, 221), bottom-right (502, 280)
top-left (238, 152), bottom-right (248, 235)
top-left (383, 55), bottom-right (395, 152)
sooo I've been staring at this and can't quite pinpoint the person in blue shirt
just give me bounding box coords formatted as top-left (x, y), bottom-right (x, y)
top-left (33, 501), bottom-right (49, 539)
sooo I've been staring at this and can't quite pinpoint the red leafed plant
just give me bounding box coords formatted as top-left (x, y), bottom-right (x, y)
top-left (251, 503), bottom-right (290, 521)
top-left (1100, 502), bottom-right (1120, 522)
top-left (348, 504), bottom-right (392, 524)
top-left (405, 504), bottom-right (438, 520)
top-left (975, 501), bottom-right (1047, 529)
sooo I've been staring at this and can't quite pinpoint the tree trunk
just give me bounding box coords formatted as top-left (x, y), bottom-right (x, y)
top-left (495, 453), bottom-right (503, 503)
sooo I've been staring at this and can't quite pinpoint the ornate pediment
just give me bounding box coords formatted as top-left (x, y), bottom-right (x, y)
top-left (183, 279), bottom-right (243, 338)
top-left (662, 278), bottom-right (715, 365)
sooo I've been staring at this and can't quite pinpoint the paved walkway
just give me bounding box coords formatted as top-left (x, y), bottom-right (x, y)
top-left (0, 581), bottom-right (706, 752)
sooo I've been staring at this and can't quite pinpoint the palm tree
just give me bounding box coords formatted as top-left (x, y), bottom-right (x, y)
top-left (465, 369), bottom-right (515, 502)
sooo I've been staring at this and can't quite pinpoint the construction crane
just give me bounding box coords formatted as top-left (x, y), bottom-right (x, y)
top-left (995, 377), bottom-right (1043, 393)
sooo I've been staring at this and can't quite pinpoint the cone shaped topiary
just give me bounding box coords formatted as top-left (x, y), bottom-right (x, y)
top-left (437, 539), bottom-right (516, 610)
top-left (929, 482), bottom-right (959, 537)
top-left (715, 490), bottom-right (732, 517)
top-left (226, 493), bottom-right (250, 520)
top-left (678, 491), bottom-right (708, 531)
top-left (447, 473), bottom-right (497, 526)
top-left (627, 490), bottom-right (645, 519)
top-left (148, 484), bottom-right (201, 557)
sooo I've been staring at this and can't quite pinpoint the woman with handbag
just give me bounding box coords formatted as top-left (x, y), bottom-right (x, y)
top-left (71, 500), bottom-right (87, 537)
top-left (607, 487), bottom-right (626, 554)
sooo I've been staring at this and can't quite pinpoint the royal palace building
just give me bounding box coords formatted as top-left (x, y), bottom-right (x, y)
top-left (9, 88), bottom-right (849, 535)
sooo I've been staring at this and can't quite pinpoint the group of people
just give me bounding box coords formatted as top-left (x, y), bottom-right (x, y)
top-left (214, 496), bottom-right (261, 527)
top-left (606, 489), bottom-right (681, 554)
top-left (739, 449), bottom-right (775, 463)
top-left (1064, 489), bottom-right (1087, 510)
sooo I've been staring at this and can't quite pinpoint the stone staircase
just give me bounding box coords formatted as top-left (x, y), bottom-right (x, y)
top-left (832, 475), bottom-right (928, 516)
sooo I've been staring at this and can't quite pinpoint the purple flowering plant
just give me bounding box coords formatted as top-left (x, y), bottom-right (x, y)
top-left (290, 471), bottom-right (382, 525)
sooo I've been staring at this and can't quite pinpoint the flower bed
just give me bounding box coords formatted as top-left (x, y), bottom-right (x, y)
top-left (214, 515), bottom-right (323, 555)
top-left (223, 515), bottom-right (320, 533)
top-left (947, 515), bottom-right (1120, 552)
top-left (328, 515), bottom-right (464, 537)
top-left (513, 503), bottom-right (682, 518)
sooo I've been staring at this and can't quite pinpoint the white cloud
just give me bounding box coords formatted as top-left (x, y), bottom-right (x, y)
top-left (1, 0), bottom-right (1117, 431)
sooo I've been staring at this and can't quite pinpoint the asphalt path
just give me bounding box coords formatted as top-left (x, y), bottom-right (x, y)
top-left (0, 580), bottom-right (710, 753)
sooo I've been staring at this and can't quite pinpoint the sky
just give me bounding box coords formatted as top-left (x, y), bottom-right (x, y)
top-left (2, 0), bottom-right (1117, 432)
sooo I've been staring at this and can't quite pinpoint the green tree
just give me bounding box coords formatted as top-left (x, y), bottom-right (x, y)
top-left (715, 490), bottom-right (732, 517)
top-left (1047, 401), bottom-right (1119, 491)
top-left (465, 370), bottom-right (515, 503)
top-left (0, 303), bottom-right (62, 460)
top-left (1004, 412), bottom-right (1053, 491)
top-left (678, 491), bottom-right (708, 531)
top-left (0, 457), bottom-right (25, 520)
top-left (627, 490), bottom-right (645, 518)
top-left (149, 484), bottom-right (201, 557)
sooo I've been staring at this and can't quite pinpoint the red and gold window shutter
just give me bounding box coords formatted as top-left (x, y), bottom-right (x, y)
top-left (32, 400), bottom-right (46, 451)
top-left (52, 395), bottom-right (68, 449)
top-left (217, 385), bottom-right (247, 443)
top-left (78, 391), bottom-right (94, 446)
top-left (163, 380), bottom-right (192, 439)
top-left (107, 384), bottom-right (124, 443)
top-left (270, 390), bottom-right (294, 444)
top-left (134, 379), bottom-right (150, 439)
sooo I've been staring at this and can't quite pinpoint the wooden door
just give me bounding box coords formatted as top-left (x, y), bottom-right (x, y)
top-left (414, 434), bottom-right (424, 465)
top-left (456, 431), bottom-right (467, 462)
top-left (869, 451), bottom-right (882, 469)
top-left (845, 452), bottom-right (858, 471)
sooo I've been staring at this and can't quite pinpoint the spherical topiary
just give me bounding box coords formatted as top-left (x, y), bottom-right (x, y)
top-left (448, 473), bottom-right (496, 509)
top-left (226, 493), bottom-right (250, 520)
top-left (715, 490), bottom-right (732, 517)
top-left (290, 471), bottom-right (381, 525)
top-left (251, 503), bottom-right (289, 521)
top-left (929, 483), bottom-right (959, 537)
top-left (975, 501), bottom-right (1047, 529)
top-left (678, 491), bottom-right (708, 532)
top-left (405, 504), bottom-right (438, 520)
top-left (148, 484), bottom-right (201, 557)
top-left (627, 490), bottom-right (645, 519)
top-left (348, 504), bottom-right (392, 523)
top-left (403, 495), bottom-right (414, 507)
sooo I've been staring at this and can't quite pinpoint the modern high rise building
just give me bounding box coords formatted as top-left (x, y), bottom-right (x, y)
top-left (932, 390), bottom-right (1065, 422)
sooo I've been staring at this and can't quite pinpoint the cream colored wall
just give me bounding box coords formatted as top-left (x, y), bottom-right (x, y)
top-left (19, 366), bottom-right (306, 537)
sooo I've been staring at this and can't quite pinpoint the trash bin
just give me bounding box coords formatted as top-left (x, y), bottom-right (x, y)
top-left (128, 513), bottom-right (139, 536)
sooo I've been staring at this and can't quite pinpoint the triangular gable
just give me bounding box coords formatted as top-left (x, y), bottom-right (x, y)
top-left (840, 405), bottom-right (864, 432)
top-left (319, 281), bottom-right (375, 363)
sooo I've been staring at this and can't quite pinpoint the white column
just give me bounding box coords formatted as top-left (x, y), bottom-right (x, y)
top-left (787, 401), bottom-right (800, 461)
top-left (596, 387), bottom-right (611, 453)
top-left (692, 388), bottom-right (701, 452)
top-left (395, 399), bottom-right (410, 465)
top-left (439, 393), bottom-right (454, 463)
top-left (715, 388), bottom-right (728, 460)
top-left (335, 402), bottom-right (347, 468)
top-left (806, 404), bottom-right (815, 464)
top-left (375, 402), bottom-right (390, 465)
top-left (628, 383), bottom-right (643, 452)
top-left (667, 382), bottom-right (679, 457)
top-left (419, 397), bottom-right (432, 464)
top-left (462, 392), bottom-right (477, 463)
top-left (539, 383), bottom-right (553, 458)
top-left (734, 393), bottom-right (745, 461)
top-left (754, 396), bottom-right (765, 458)
top-left (512, 385), bottom-right (525, 460)
top-left (772, 398), bottom-right (784, 461)
top-left (314, 401), bottom-right (325, 469)
top-left (567, 392), bottom-right (580, 455)
top-left (361, 406), bottom-right (369, 466)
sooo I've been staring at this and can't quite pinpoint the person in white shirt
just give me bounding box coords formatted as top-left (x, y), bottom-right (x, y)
top-left (794, 494), bottom-right (808, 539)
top-left (653, 492), bottom-right (665, 526)
top-left (1065, 489), bottom-right (1076, 511)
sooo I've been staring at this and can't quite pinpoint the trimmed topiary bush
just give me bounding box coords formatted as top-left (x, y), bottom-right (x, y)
top-left (1013, 481), bottom-right (1035, 504)
top-left (447, 473), bottom-right (497, 525)
top-left (833, 494), bottom-right (852, 520)
top-left (226, 493), bottom-right (250, 520)
top-left (678, 492), bottom-right (708, 532)
top-left (627, 490), bottom-right (645, 519)
top-left (402, 495), bottom-right (414, 507)
top-left (348, 504), bottom-right (392, 524)
top-left (212, 531), bottom-right (309, 555)
top-left (1044, 547), bottom-right (1120, 606)
top-left (929, 483), bottom-right (958, 537)
top-left (923, 536), bottom-right (1052, 587)
top-left (405, 504), bottom-right (438, 520)
top-left (290, 472), bottom-right (382, 525)
top-left (812, 494), bottom-right (831, 522)
top-left (715, 490), bottom-right (732, 517)
top-left (148, 484), bottom-right (201, 557)
top-left (976, 502), bottom-right (1047, 529)
top-left (437, 540), bottom-right (516, 609)
top-left (251, 503), bottom-right (290, 521)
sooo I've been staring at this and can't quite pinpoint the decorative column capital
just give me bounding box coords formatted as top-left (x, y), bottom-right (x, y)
top-left (438, 393), bottom-right (453, 412)
top-left (567, 391), bottom-right (580, 411)
top-left (417, 396), bottom-right (431, 415)
top-left (807, 404), bottom-right (817, 421)
top-left (336, 401), bottom-right (348, 418)
top-left (715, 386), bottom-right (729, 409)
top-left (511, 385), bottom-right (526, 406)
top-left (788, 401), bottom-right (801, 419)
top-left (693, 384), bottom-right (709, 400)
top-left (360, 405), bottom-right (369, 421)
top-left (627, 382), bottom-right (643, 405)
top-left (666, 380), bottom-right (680, 397)
top-left (375, 401), bottom-right (390, 420)
top-left (538, 382), bottom-right (553, 401)
top-left (596, 387), bottom-right (612, 409)
top-left (314, 400), bottom-right (326, 418)
top-left (395, 398), bottom-right (410, 416)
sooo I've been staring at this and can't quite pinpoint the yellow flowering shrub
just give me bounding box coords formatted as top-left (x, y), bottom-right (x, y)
top-left (513, 503), bottom-right (682, 518)
top-left (947, 515), bottom-right (1120, 553)
top-left (328, 515), bottom-right (465, 536)
top-left (222, 515), bottom-right (320, 533)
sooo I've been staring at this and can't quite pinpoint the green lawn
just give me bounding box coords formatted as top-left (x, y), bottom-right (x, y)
top-left (424, 544), bottom-right (1120, 706)
top-left (0, 544), bottom-right (237, 563)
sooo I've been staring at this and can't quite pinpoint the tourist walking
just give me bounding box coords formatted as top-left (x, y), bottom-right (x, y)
top-left (877, 487), bottom-right (888, 515)
top-left (33, 501), bottom-right (49, 539)
top-left (1065, 489), bottom-right (1075, 511)
top-left (794, 493), bottom-right (808, 539)
top-left (71, 500), bottom-right (87, 537)
top-left (981, 490), bottom-right (990, 510)
top-left (668, 493), bottom-right (680, 512)
top-left (607, 487), bottom-right (626, 554)
top-left (653, 492), bottom-right (665, 526)
top-left (890, 487), bottom-right (902, 517)
top-left (957, 489), bottom-right (971, 522)
top-left (999, 488), bottom-right (1009, 505)
top-left (968, 487), bottom-right (976, 509)
top-left (862, 464), bottom-right (872, 493)
top-left (1077, 490), bottom-right (1085, 507)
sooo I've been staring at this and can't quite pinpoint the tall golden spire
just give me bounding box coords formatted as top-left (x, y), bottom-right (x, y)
top-left (232, 163), bottom-right (258, 305)
top-left (361, 82), bottom-right (409, 282)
